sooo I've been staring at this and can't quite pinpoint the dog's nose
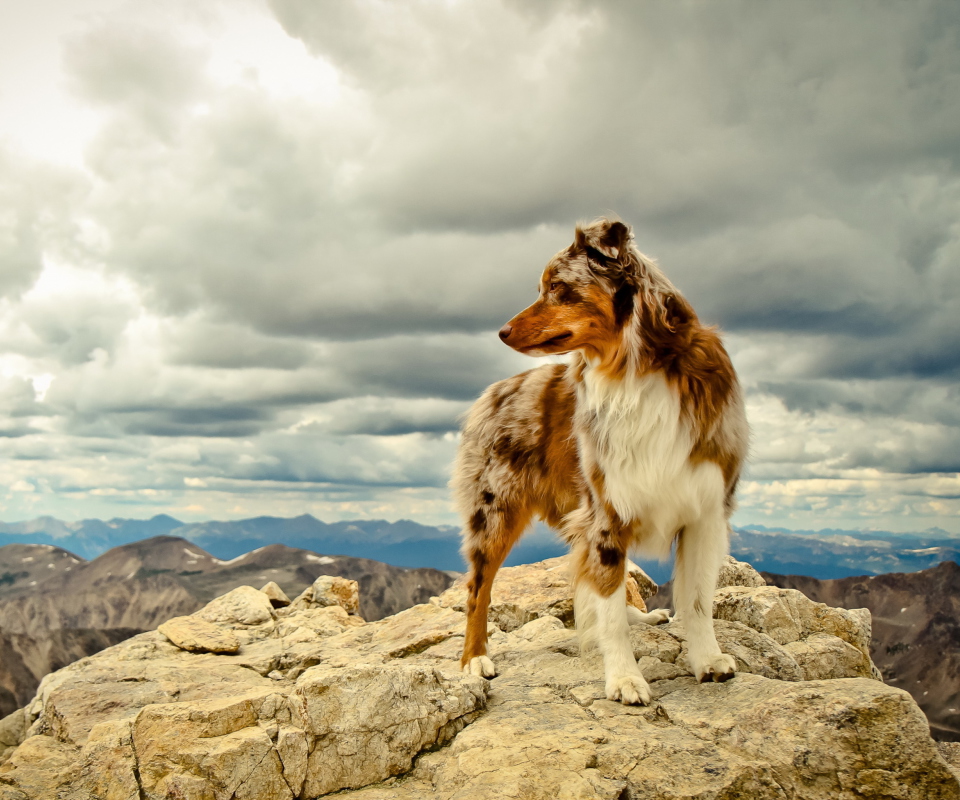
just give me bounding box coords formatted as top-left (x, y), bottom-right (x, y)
top-left (498, 324), bottom-right (513, 341)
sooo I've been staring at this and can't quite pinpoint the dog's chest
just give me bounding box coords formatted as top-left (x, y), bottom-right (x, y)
top-left (578, 371), bottom-right (702, 525)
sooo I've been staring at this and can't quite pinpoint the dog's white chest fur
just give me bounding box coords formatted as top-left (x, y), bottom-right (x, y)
top-left (578, 369), bottom-right (723, 552)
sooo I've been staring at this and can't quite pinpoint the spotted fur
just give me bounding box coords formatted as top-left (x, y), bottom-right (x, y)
top-left (451, 218), bottom-right (749, 701)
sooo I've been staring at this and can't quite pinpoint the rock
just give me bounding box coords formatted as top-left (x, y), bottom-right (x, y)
top-left (260, 580), bottom-right (291, 608)
top-left (296, 664), bottom-right (487, 796)
top-left (291, 575), bottom-right (361, 615)
top-left (71, 719), bottom-right (141, 800)
top-left (0, 556), bottom-right (956, 800)
top-left (198, 585), bottom-right (276, 626)
top-left (713, 584), bottom-right (873, 654)
top-left (626, 559), bottom-right (659, 599)
top-left (624, 575), bottom-right (647, 612)
top-left (158, 615), bottom-right (242, 653)
top-left (437, 556), bottom-right (576, 630)
top-left (716, 554), bottom-right (766, 588)
top-left (784, 632), bottom-right (876, 680)
top-left (437, 556), bottom-right (658, 631)
top-left (133, 690), bottom-right (295, 800)
top-left (0, 708), bottom-right (27, 764)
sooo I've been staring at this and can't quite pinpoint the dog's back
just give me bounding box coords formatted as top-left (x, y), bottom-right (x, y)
top-left (451, 362), bottom-right (580, 557)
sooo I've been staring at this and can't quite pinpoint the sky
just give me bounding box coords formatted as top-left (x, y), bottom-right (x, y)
top-left (0, 0), bottom-right (958, 534)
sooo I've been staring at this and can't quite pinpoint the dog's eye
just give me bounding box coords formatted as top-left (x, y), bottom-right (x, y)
top-left (549, 282), bottom-right (561, 293)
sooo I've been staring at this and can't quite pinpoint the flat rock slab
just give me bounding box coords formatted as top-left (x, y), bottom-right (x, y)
top-left (158, 616), bottom-right (241, 654)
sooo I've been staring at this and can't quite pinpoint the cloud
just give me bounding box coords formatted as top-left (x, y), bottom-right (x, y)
top-left (0, 0), bottom-right (958, 533)
top-left (0, 148), bottom-right (88, 299)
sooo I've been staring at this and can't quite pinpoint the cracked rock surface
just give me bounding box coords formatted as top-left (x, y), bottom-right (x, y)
top-left (0, 557), bottom-right (957, 799)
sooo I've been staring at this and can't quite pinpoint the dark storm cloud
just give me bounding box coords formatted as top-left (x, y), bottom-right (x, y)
top-left (312, 397), bottom-right (469, 437)
top-left (115, 405), bottom-right (275, 438)
top-left (166, 319), bottom-right (315, 370)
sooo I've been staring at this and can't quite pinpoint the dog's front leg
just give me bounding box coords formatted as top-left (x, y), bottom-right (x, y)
top-left (674, 516), bottom-right (736, 682)
top-left (571, 516), bottom-right (651, 705)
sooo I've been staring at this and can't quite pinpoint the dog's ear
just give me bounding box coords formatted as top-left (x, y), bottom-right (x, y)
top-left (574, 219), bottom-right (631, 262)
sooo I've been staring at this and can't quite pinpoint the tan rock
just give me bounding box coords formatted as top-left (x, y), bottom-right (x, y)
top-left (296, 664), bottom-right (488, 796)
top-left (198, 585), bottom-right (276, 626)
top-left (276, 724), bottom-right (309, 796)
top-left (626, 559), bottom-right (659, 599)
top-left (716, 554), bottom-right (766, 588)
top-left (159, 615), bottom-right (242, 653)
top-left (0, 557), bottom-right (955, 800)
top-left (437, 556), bottom-right (575, 630)
top-left (133, 689), bottom-right (293, 800)
top-left (70, 719), bottom-right (140, 800)
top-left (296, 574), bottom-right (361, 615)
top-left (259, 580), bottom-right (291, 608)
top-left (0, 735), bottom-right (78, 799)
top-left (784, 632), bottom-right (877, 680)
top-left (0, 709), bottom-right (27, 765)
top-left (713, 584), bottom-right (872, 653)
top-left (624, 576), bottom-right (647, 612)
top-left (437, 556), bottom-right (658, 633)
top-left (655, 674), bottom-right (956, 800)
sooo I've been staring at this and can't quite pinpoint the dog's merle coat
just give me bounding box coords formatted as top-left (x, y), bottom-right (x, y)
top-left (451, 218), bottom-right (748, 704)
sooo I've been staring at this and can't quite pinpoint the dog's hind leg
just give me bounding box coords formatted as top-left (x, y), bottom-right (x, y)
top-left (460, 500), bottom-right (533, 677)
top-left (572, 514), bottom-right (651, 705)
top-left (673, 515), bottom-right (736, 683)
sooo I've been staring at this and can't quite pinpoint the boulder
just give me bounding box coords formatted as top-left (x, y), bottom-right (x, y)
top-left (290, 575), bottom-right (361, 615)
top-left (260, 581), bottom-right (292, 608)
top-left (198, 585), bottom-right (276, 626)
top-left (158, 615), bottom-right (241, 653)
top-left (436, 555), bottom-right (659, 631)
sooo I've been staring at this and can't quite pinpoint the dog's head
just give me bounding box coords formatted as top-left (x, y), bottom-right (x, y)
top-left (500, 218), bottom-right (688, 370)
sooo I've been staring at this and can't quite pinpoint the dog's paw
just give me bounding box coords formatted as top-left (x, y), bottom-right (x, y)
top-left (626, 606), bottom-right (672, 626)
top-left (606, 674), bottom-right (651, 705)
top-left (463, 655), bottom-right (497, 678)
top-left (695, 653), bottom-right (736, 683)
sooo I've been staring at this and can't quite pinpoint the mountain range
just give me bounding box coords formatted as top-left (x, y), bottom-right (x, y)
top-left (2, 514), bottom-right (958, 580)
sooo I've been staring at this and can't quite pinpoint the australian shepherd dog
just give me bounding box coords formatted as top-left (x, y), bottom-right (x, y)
top-left (450, 217), bottom-right (748, 705)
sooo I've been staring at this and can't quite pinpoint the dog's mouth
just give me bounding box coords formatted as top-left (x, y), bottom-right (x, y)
top-left (522, 331), bottom-right (572, 353)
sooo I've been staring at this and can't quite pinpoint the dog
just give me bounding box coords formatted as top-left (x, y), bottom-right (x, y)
top-left (450, 217), bottom-right (748, 705)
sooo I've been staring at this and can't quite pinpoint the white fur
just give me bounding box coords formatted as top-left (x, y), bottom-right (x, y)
top-left (575, 365), bottom-right (734, 693)
top-left (575, 578), bottom-right (651, 705)
top-left (577, 367), bottom-right (726, 558)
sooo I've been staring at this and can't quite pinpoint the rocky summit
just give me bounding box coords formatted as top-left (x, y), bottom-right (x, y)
top-left (0, 557), bottom-right (958, 800)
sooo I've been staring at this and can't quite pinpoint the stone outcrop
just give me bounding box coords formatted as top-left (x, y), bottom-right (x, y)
top-left (158, 615), bottom-right (241, 654)
top-left (0, 556), bottom-right (957, 799)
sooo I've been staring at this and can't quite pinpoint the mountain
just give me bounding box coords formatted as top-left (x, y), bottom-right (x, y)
top-left (3, 514), bottom-right (960, 578)
top-left (0, 536), bottom-right (453, 718)
top-left (0, 515), bottom-right (184, 560)
top-left (764, 562), bottom-right (960, 741)
top-left (0, 514), bottom-right (566, 571)
top-left (730, 525), bottom-right (960, 579)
